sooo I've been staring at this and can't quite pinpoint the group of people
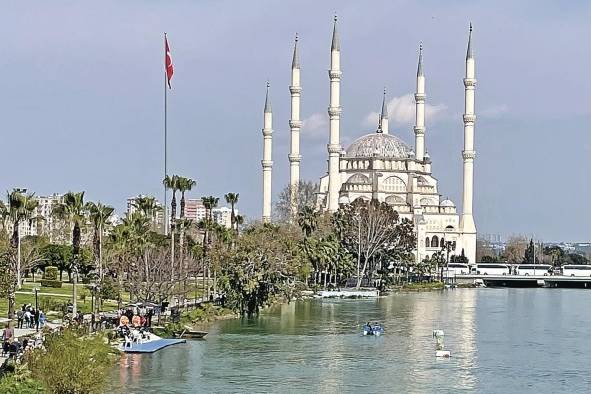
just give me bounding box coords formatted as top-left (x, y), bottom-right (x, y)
top-left (16, 304), bottom-right (45, 330)
top-left (118, 305), bottom-right (154, 329)
top-left (1, 323), bottom-right (44, 361)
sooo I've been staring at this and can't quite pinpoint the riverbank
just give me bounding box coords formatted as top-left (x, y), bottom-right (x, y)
top-left (153, 304), bottom-right (237, 338)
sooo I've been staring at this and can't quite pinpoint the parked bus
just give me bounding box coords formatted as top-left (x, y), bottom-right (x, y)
top-left (472, 263), bottom-right (510, 275)
top-left (562, 265), bottom-right (591, 277)
top-left (446, 263), bottom-right (470, 275)
top-left (516, 264), bottom-right (552, 276)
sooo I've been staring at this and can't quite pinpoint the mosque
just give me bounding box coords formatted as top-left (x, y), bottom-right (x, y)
top-left (260, 18), bottom-right (477, 264)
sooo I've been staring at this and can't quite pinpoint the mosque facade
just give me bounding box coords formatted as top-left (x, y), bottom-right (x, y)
top-left (261, 18), bottom-right (477, 264)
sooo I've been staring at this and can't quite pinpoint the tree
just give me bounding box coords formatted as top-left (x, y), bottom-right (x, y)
top-left (201, 196), bottom-right (219, 297)
top-left (224, 193), bottom-right (239, 235)
top-left (275, 180), bottom-right (318, 223)
top-left (503, 235), bottom-right (528, 264)
top-left (219, 224), bottom-right (306, 316)
top-left (235, 214), bottom-right (245, 236)
top-left (296, 206), bottom-right (319, 237)
top-left (86, 201), bottom-right (114, 312)
top-left (177, 177), bottom-right (196, 288)
top-left (523, 238), bottom-right (535, 264)
top-left (7, 190), bottom-right (38, 291)
top-left (53, 191), bottom-right (86, 316)
top-left (333, 199), bottom-right (416, 288)
top-left (163, 175), bottom-right (180, 281)
top-left (132, 195), bottom-right (162, 232)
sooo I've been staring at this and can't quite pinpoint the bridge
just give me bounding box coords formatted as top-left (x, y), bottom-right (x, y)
top-left (454, 274), bottom-right (591, 288)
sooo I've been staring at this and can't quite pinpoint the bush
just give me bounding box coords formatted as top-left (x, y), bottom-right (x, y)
top-left (26, 329), bottom-right (114, 394)
top-left (43, 266), bottom-right (58, 281)
top-left (40, 279), bottom-right (62, 288)
top-left (0, 364), bottom-right (45, 394)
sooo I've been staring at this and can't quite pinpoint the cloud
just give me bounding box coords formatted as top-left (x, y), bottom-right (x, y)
top-left (363, 93), bottom-right (447, 128)
top-left (480, 104), bottom-right (509, 118)
top-left (301, 112), bottom-right (328, 139)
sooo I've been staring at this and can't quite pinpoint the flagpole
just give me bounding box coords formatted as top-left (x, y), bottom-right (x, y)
top-left (164, 33), bottom-right (168, 236)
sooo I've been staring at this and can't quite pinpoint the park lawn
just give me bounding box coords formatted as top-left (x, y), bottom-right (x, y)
top-left (0, 283), bottom-right (124, 318)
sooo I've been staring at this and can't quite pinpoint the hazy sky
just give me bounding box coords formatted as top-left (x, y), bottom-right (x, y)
top-left (2, 1), bottom-right (590, 241)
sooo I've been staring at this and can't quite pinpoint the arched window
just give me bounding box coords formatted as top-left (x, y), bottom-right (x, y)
top-left (440, 238), bottom-right (445, 248)
top-left (431, 235), bottom-right (439, 248)
top-left (382, 176), bottom-right (406, 192)
top-left (425, 237), bottom-right (430, 248)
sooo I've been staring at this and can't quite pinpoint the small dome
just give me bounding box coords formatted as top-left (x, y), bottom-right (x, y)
top-left (345, 133), bottom-right (411, 159)
top-left (440, 199), bottom-right (455, 207)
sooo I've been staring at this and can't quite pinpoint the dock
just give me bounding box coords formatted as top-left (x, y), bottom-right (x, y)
top-left (456, 274), bottom-right (591, 288)
top-left (120, 338), bottom-right (186, 354)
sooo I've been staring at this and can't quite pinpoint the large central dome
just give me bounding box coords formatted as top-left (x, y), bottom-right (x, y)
top-left (345, 133), bottom-right (411, 159)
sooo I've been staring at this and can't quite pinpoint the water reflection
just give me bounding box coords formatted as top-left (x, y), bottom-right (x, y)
top-left (112, 289), bottom-right (591, 394)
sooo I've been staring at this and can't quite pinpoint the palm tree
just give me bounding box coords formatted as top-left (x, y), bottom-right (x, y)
top-left (162, 175), bottom-right (180, 234)
top-left (7, 190), bottom-right (38, 290)
top-left (297, 206), bottom-right (318, 237)
top-left (235, 214), bottom-right (244, 237)
top-left (177, 177), bottom-right (197, 219)
top-left (86, 201), bottom-right (114, 313)
top-left (53, 191), bottom-right (86, 317)
top-left (132, 195), bottom-right (162, 231)
top-left (224, 193), bottom-right (239, 235)
top-left (176, 177), bottom-right (196, 290)
top-left (201, 196), bottom-right (219, 298)
top-left (163, 175), bottom-right (180, 279)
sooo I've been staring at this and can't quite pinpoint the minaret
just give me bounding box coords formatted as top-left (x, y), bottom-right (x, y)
top-left (289, 34), bottom-right (302, 217)
top-left (460, 24), bottom-right (477, 262)
top-left (327, 16), bottom-right (342, 212)
top-left (378, 88), bottom-right (389, 134)
top-left (414, 43), bottom-right (426, 161)
top-left (261, 82), bottom-right (273, 223)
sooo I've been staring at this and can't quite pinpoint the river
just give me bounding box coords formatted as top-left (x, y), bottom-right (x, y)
top-left (110, 288), bottom-right (591, 393)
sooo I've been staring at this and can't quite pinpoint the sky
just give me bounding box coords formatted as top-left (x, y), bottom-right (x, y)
top-left (1, 0), bottom-right (590, 242)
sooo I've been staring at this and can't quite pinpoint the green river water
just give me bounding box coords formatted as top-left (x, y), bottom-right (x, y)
top-left (111, 288), bottom-right (591, 393)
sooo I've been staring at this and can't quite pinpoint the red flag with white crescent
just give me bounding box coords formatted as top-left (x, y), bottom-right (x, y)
top-left (165, 34), bottom-right (174, 89)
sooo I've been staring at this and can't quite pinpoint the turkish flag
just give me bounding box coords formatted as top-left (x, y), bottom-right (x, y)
top-left (165, 35), bottom-right (174, 89)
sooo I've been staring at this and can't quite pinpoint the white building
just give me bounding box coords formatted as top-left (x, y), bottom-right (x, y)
top-left (213, 207), bottom-right (237, 229)
top-left (261, 19), bottom-right (478, 263)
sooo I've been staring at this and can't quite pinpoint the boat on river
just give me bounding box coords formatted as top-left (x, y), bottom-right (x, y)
top-left (362, 323), bottom-right (384, 336)
top-left (175, 326), bottom-right (208, 339)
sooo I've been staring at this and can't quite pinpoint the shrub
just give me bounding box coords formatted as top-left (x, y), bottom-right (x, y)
top-left (0, 364), bottom-right (45, 394)
top-left (43, 266), bottom-right (58, 281)
top-left (26, 329), bottom-right (114, 394)
top-left (40, 280), bottom-right (62, 288)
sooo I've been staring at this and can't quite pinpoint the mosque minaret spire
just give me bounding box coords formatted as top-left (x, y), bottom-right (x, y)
top-left (460, 23), bottom-right (477, 262)
top-left (379, 88), bottom-right (389, 134)
top-left (327, 15), bottom-right (342, 212)
top-left (261, 82), bottom-right (273, 223)
top-left (289, 33), bottom-right (302, 218)
top-left (414, 43), bottom-right (426, 161)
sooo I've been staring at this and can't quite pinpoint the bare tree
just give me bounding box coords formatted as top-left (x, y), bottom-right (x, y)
top-left (274, 181), bottom-right (318, 223)
top-left (503, 235), bottom-right (528, 263)
top-left (334, 200), bottom-right (415, 288)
